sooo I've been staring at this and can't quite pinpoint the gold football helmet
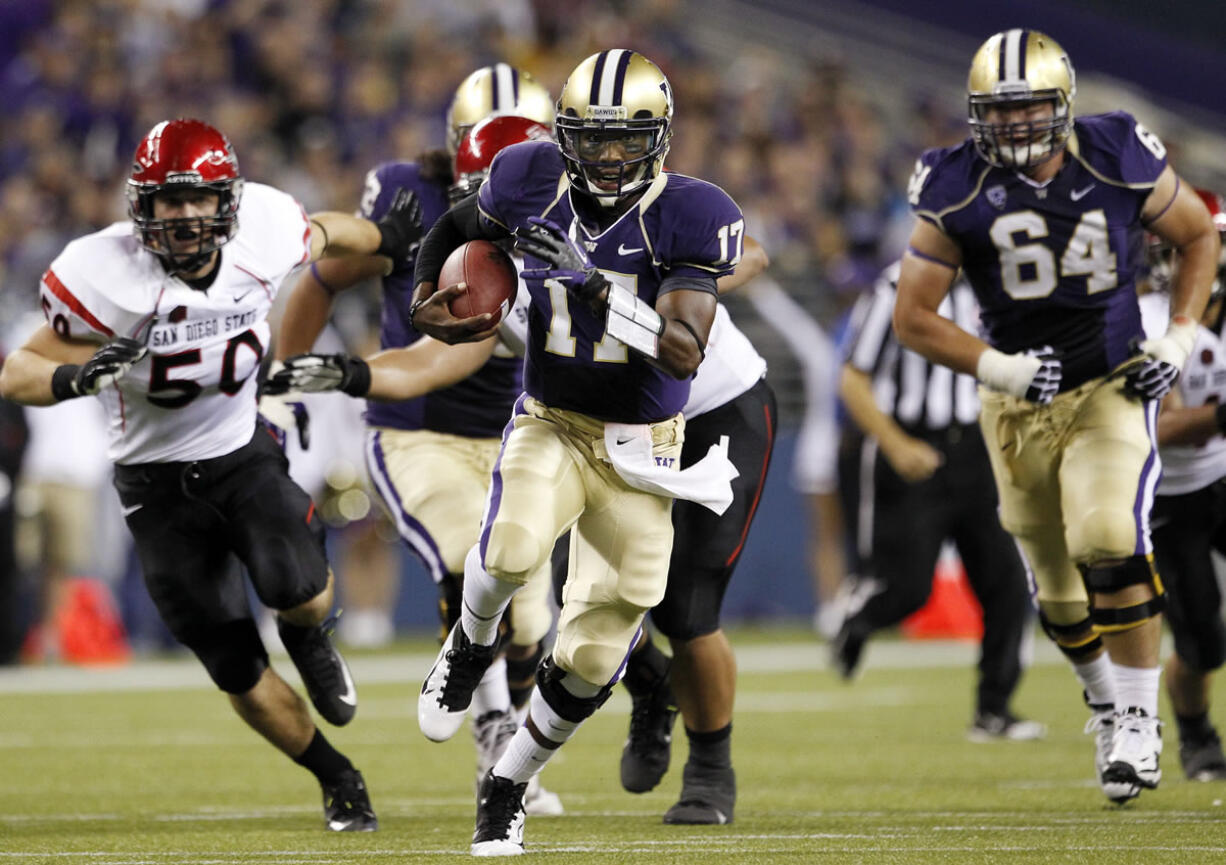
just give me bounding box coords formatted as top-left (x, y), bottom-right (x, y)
top-left (555, 49), bottom-right (673, 205)
top-left (967, 29), bottom-right (1075, 169)
top-left (446, 64), bottom-right (553, 154)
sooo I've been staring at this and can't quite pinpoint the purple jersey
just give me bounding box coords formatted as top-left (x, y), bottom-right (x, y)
top-left (911, 111), bottom-right (1167, 390)
top-left (477, 141), bottom-right (743, 422)
top-left (358, 161), bottom-right (523, 437)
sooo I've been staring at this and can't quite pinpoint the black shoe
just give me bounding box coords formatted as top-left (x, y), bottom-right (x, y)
top-left (967, 710), bottom-right (1048, 742)
top-left (418, 622), bottom-right (497, 742)
top-left (620, 676), bottom-right (679, 793)
top-left (830, 618), bottom-right (868, 680)
top-left (663, 763), bottom-right (736, 825)
top-left (321, 768), bottom-right (377, 832)
top-left (278, 614), bottom-right (357, 727)
top-left (1181, 728), bottom-right (1226, 781)
top-left (472, 770), bottom-right (528, 855)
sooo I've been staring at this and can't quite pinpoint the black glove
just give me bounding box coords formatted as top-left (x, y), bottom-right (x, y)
top-left (375, 188), bottom-right (423, 266)
top-left (515, 216), bottom-right (609, 305)
top-left (262, 353), bottom-right (372, 398)
top-left (1123, 335), bottom-right (1183, 401)
top-left (52, 337), bottom-right (148, 400)
top-left (1022, 345), bottom-right (1062, 405)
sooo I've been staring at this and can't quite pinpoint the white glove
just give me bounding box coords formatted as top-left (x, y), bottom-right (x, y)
top-left (1124, 317), bottom-right (1197, 401)
top-left (977, 345), bottom-right (1063, 405)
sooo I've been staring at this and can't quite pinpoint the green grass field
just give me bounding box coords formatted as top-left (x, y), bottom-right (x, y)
top-left (3, 626), bottom-right (1226, 864)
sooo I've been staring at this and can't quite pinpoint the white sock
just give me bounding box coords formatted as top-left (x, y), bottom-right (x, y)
top-left (461, 545), bottom-right (519, 646)
top-left (471, 656), bottom-right (511, 717)
top-left (1072, 652), bottom-right (1115, 709)
top-left (493, 686), bottom-right (585, 783)
top-left (493, 725), bottom-right (554, 783)
top-left (1112, 662), bottom-right (1161, 718)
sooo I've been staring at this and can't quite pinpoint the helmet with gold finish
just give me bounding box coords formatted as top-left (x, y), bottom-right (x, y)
top-left (445, 64), bottom-right (553, 155)
top-left (967, 29), bottom-right (1075, 170)
top-left (555, 49), bottom-right (673, 206)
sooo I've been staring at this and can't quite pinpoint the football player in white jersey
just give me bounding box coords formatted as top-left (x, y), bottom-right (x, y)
top-left (1139, 188), bottom-right (1226, 781)
top-left (0, 118), bottom-right (423, 832)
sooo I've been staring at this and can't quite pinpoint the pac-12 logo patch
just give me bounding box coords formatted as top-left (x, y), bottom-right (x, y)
top-left (986, 185), bottom-right (1007, 210)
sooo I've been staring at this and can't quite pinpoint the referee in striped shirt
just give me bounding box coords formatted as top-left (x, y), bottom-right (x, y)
top-left (831, 260), bottom-right (1044, 741)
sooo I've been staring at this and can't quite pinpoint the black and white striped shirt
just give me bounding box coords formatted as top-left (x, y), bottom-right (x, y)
top-left (843, 261), bottom-right (982, 430)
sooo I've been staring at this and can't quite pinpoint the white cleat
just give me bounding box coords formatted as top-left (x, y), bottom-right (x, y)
top-left (1102, 707), bottom-right (1162, 803)
top-left (418, 623), bottom-right (495, 743)
top-left (523, 774), bottom-right (564, 817)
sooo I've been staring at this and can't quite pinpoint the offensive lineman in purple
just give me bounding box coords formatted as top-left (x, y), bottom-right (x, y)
top-left (912, 112), bottom-right (1163, 390)
top-left (360, 162), bottom-right (522, 436)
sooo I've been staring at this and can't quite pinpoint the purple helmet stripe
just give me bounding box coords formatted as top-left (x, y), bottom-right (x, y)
top-left (611, 49), bottom-right (632, 105)
top-left (589, 51), bottom-right (610, 107)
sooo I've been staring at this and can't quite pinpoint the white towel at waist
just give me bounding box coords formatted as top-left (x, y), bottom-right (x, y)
top-left (603, 422), bottom-right (739, 515)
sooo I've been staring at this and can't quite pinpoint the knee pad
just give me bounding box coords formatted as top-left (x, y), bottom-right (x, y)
top-left (485, 521), bottom-right (545, 582)
top-left (536, 655), bottom-right (612, 724)
top-left (1037, 608), bottom-right (1103, 661)
top-left (436, 573), bottom-right (462, 642)
top-left (186, 619), bottom-right (269, 694)
top-left (1079, 556), bottom-right (1167, 634)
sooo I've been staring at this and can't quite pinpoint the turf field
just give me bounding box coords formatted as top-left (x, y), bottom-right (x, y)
top-left (3, 626), bottom-right (1225, 864)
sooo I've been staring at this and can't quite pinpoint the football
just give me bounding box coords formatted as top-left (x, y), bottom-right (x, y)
top-left (439, 240), bottom-right (517, 324)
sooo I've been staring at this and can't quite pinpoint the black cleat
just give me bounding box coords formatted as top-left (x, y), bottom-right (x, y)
top-left (663, 763), bottom-right (736, 825)
top-left (278, 614), bottom-right (358, 727)
top-left (621, 676), bottom-right (679, 793)
top-left (830, 618), bottom-right (868, 680)
top-left (1181, 728), bottom-right (1226, 781)
top-left (321, 768), bottom-right (377, 832)
top-left (472, 770), bottom-right (527, 855)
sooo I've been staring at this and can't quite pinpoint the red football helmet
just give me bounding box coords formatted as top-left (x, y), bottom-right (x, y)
top-left (449, 115), bottom-right (553, 205)
top-left (1148, 188), bottom-right (1226, 299)
top-left (126, 119), bottom-right (244, 272)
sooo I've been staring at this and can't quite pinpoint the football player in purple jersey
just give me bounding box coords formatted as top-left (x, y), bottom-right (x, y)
top-left (408, 49), bottom-right (744, 854)
top-left (894, 29), bottom-right (1221, 803)
top-left (274, 69), bottom-right (565, 816)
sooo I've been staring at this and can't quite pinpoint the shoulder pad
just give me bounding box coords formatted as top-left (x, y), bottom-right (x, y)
top-left (909, 141), bottom-right (989, 222)
top-left (1070, 112), bottom-right (1167, 187)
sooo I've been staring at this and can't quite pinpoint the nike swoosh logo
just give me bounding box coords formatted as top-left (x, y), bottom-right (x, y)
top-left (338, 660), bottom-right (357, 706)
top-left (121, 503), bottom-right (143, 517)
top-left (615, 436), bottom-right (635, 446)
top-left (617, 243), bottom-right (643, 255)
top-left (1071, 184), bottom-right (1096, 201)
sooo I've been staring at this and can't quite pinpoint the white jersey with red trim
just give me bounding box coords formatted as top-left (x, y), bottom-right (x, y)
top-left (40, 182), bottom-right (312, 465)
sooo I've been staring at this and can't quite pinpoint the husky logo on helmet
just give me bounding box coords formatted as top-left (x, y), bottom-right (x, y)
top-left (446, 64), bottom-right (553, 155)
top-left (449, 114), bottom-right (553, 205)
top-left (968, 29), bottom-right (1075, 170)
top-left (555, 49), bottom-right (673, 207)
top-left (127, 118), bottom-right (244, 274)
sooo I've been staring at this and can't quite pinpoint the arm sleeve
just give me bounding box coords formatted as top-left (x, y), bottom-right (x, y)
top-left (412, 193), bottom-right (507, 286)
top-left (658, 274), bottom-right (718, 298)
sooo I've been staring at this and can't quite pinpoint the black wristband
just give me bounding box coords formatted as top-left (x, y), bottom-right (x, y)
top-left (341, 357), bottom-right (372, 397)
top-left (671, 318), bottom-right (706, 361)
top-left (408, 295), bottom-right (428, 327)
top-left (1215, 402), bottom-right (1226, 436)
top-left (51, 364), bottom-right (82, 401)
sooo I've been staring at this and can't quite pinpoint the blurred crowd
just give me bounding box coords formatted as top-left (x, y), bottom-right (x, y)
top-left (0, 0), bottom-right (968, 337)
top-left (0, 0), bottom-right (973, 660)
